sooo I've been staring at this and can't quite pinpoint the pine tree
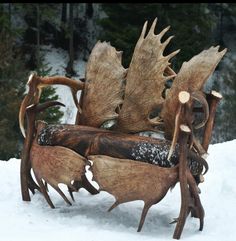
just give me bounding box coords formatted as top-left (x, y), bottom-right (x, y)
top-left (35, 59), bottom-right (64, 124)
top-left (0, 4), bottom-right (63, 160)
top-left (0, 4), bottom-right (27, 160)
top-left (22, 3), bottom-right (63, 125)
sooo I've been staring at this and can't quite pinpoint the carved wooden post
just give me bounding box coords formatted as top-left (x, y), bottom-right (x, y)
top-left (173, 124), bottom-right (191, 240)
top-left (202, 90), bottom-right (222, 151)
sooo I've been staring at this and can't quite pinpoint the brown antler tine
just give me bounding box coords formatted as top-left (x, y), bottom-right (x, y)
top-left (137, 203), bottom-right (152, 232)
top-left (51, 184), bottom-right (72, 206)
top-left (188, 150), bottom-right (209, 175)
top-left (187, 170), bottom-right (205, 231)
top-left (107, 201), bottom-right (119, 212)
top-left (39, 76), bottom-right (84, 91)
top-left (70, 88), bottom-right (82, 114)
top-left (34, 173), bottom-right (55, 209)
top-left (19, 73), bottom-right (84, 137)
top-left (35, 101), bottom-right (65, 113)
top-left (191, 91), bottom-right (209, 129)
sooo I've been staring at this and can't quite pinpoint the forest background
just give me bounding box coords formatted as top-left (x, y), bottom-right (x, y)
top-left (1, 3), bottom-right (235, 160)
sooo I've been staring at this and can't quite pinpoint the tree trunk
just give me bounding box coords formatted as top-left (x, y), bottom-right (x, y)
top-left (36, 4), bottom-right (40, 70)
top-left (86, 3), bottom-right (93, 19)
top-left (61, 3), bottom-right (67, 24)
top-left (66, 3), bottom-right (76, 77)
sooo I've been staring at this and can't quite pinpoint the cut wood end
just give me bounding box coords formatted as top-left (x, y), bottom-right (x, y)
top-left (199, 174), bottom-right (205, 183)
top-left (201, 153), bottom-right (209, 160)
top-left (180, 124), bottom-right (191, 133)
top-left (178, 91), bottom-right (190, 104)
top-left (211, 90), bottom-right (223, 99)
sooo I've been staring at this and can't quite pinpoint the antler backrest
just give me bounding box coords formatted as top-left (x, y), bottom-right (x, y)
top-left (161, 46), bottom-right (227, 139)
top-left (78, 41), bottom-right (127, 127)
top-left (115, 18), bottom-right (179, 133)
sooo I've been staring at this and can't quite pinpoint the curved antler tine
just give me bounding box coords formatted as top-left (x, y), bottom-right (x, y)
top-left (19, 94), bottom-right (34, 138)
top-left (220, 48), bottom-right (227, 56)
top-left (188, 150), bottom-right (209, 175)
top-left (162, 35), bottom-right (174, 50)
top-left (147, 17), bottom-right (157, 36)
top-left (140, 20), bottom-right (148, 39)
top-left (191, 91), bottom-right (209, 129)
top-left (165, 66), bottom-right (177, 76)
top-left (165, 49), bottom-right (181, 61)
top-left (36, 101), bottom-right (65, 113)
top-left (19, 73), bottom-right (41, 137)
top-left (39, 76), bottom-right (84, 91)
top-left (71, 88), bottom-right (82, 114)
top-left (158, 25), bottom-right (171, 40)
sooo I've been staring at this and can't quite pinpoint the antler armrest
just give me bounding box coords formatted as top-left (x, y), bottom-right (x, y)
top-left (202, 90), bottom-right (222, 151)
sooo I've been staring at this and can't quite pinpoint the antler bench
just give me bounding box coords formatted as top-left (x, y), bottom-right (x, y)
top-left (19, 18), bottom-right (226, 239)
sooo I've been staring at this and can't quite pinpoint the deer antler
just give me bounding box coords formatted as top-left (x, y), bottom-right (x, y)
top-left (115, 18), bottom-right (179, 133)
top-left (19, 73), bottom-right (84, 137)
top-left (78, 41), bottom-right (127, 128)
top-left (161, 46), bottom-right (227, 139)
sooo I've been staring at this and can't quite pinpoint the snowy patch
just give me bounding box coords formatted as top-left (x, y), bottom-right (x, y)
top-left (1, 140), bottom-right (236, 240)
top-left (41, 45), bottom-right (87, 124)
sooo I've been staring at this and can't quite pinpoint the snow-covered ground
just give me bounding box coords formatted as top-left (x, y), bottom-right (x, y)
top-left (1, 139), bottom-right (236, 241)
top-left (41, 45), bottom-right (87, 124)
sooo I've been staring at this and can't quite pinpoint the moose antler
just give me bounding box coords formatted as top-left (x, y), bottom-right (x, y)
top-left (89, 155), bottom-right (178, 232)
top-left (115, 18), bottom-right (179, 133)
top-left (78, 41), bottom-right (127, 127)
top-left (31, 121), bottom-right (87, 208)
top-left (161, 46), bottom-right (227, 140)
top-left (20, 101), bottom-right (66, 201)
top-left (19, 73), bottom-right (84, 138)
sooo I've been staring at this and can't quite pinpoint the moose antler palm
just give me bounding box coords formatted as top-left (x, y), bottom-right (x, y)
top-left (18, 18), bottom-right (226, 239)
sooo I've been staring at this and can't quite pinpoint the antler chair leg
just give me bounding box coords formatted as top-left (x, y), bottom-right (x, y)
top-left (187, 170), bottom-right (204, 231)
top-left (20, 101), bottom-right (65, 201)
top-left (68, 175), bottom-right (99, 200)
top-left (20, 106), bottom-right (39, 201)
top-left (173, 124), bottom-right (191, 240)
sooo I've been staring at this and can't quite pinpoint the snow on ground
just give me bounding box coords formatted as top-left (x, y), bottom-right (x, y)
top-left (1, 139), bottom-right (236, 241)
top-left (41, 45), bottom-right (86, 124)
